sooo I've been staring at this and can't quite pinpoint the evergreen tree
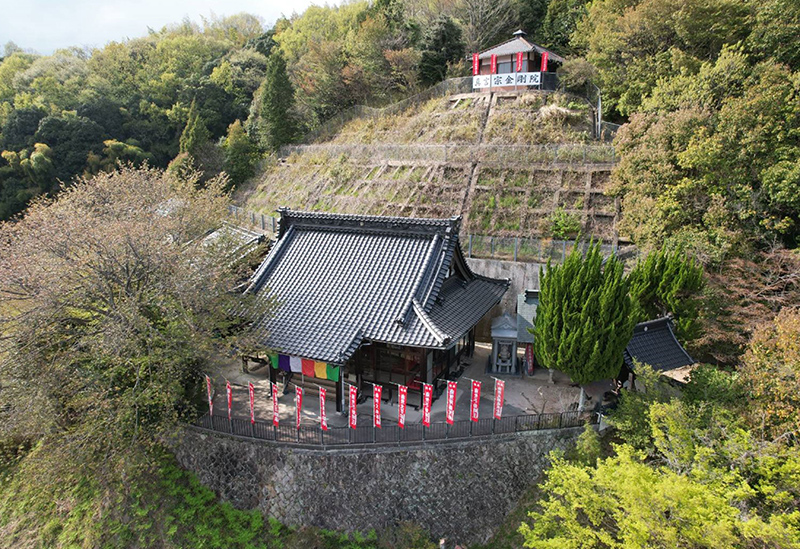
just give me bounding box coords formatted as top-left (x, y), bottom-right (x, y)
top-left (628, 249), bottom-right (704, 341)
top-left (222, 119), bottom-right (258, 189)
top-left (534, 241), bottom-right (635, 410)
top-left (418, 16), bottom-right (465, 86)
top-left (259, 53), bottom-right (296, 151)
top-left (179, 99), bottom-right (210, 156)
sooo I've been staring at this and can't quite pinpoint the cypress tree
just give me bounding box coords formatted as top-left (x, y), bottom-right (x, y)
top-left (534, 241), bottom-right (635, 410)
top-left (259, 53), bottom-right (296, 151)
top-left (628, 249), bottom-right (704, 340)
top-left (222, 119), bottom-right (258, 189)
top-left (179, 99), bottom-right (210, 156)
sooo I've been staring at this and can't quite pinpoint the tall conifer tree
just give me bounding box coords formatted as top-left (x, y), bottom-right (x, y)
top-left (534, 241), bottom-right (635, 409)
top-left (259, 53), bottom-right (296, 150)
top-left (179, 99), bottom-right (210, 156)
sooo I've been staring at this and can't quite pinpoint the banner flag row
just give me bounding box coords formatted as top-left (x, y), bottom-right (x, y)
top-left (205, 377), bottom-right (506, 430)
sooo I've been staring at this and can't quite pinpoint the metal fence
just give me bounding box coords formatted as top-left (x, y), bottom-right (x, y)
top-left (228, 205), bottom-right (276, 234)
top-left (465, 235), bottom-right (637, 263)
top-left (305, 77), bottom-right (475, 143)
top-left (279, 143), bottom-right (616, 165)
top-left (193, 410), bottom-right (596, 448)
top-left (221, 210), bottom-right (637, 264)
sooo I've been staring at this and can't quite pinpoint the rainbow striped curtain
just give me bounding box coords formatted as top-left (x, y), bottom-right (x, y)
top-left (268, 354), bottom-right (339, 381)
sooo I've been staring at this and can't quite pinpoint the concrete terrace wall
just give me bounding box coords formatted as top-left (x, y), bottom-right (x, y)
top-left (171, 427), bottom-right (582, 545)
top-left (467, 257), bottom-right (542, 341)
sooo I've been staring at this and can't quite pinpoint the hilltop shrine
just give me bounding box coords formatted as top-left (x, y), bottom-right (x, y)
top-left (471, 30), bottom-right (565, 92)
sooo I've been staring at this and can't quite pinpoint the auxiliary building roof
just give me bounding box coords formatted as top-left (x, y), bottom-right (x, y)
top-left (624, 317), bottom-right (695, 373)
top-left (478, 36), bottom-right (565, 63)
top-left (244, 209), bottom-right (508, 364)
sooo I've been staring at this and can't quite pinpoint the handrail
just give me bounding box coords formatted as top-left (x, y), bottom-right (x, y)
top-left (192, 409), bottom-right (597, 448)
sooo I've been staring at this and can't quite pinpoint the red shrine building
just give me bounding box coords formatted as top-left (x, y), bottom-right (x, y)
top-left (471, 30), bottom-right (565, 92)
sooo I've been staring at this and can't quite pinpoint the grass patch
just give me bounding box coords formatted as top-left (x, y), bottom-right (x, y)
top-left (477, 169), bottom-right (503, 187)
top-left (507, 171), bottom-right (529, 188)
top-left (499, 193), bottom-right (522, 209)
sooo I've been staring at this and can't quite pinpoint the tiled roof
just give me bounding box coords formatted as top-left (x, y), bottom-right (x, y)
top-left (245, 209), bottom-right (509, 363)
top-left (478, 37), bottom-right (566, 63)
top-left (624, 317), bottom-right (694, 373)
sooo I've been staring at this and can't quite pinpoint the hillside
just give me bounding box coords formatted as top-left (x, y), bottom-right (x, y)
top-left (239, 89), bottom-right (619, 242)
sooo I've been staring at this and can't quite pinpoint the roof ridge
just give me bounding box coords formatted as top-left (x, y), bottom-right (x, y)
top-left (279, 207), bottom-right (461, 230)
top-left (478, 36), bottom-right (524, 56)
top-left (244, 225), bottom-right (295, 293)
top-left (412, 298), bottom-right (449, 345)
top-left (396, 234), bottom-right (441, 326)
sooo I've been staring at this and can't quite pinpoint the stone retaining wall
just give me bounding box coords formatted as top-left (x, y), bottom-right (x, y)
top-left (171, 427), bottom-right (582, 544)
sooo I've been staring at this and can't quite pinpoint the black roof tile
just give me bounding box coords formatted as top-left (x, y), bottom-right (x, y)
top-left (624, 317), bottom-right (694, 373)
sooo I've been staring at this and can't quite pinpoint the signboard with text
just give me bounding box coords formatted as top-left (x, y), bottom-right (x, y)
top-left (473, 72), bottom-right (541, 89)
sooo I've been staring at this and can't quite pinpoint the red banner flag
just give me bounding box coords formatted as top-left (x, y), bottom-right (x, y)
top-left (526, 343), bottom-right (534, 374)
top-left (248, 382), bottom-right (255, 424)
top-left (295, 386), bottom-right (303, 429)
top-left (349, 385), bottom-right (358, 429)
top-left (493, 379), bottom-right (505, 419)
top-left (472, 53), bottom-right (480, 76)
top-left (422, 383), bottom-right (433, 427)
top-left (319, 387), bottom-right (328, 431)
top-left (490, 54), bottom-right (497, 74)
top-left (445, 381), bottom-right (457, 425)
top-left (226, 381), bottom-right (232, 421)
top-left (205, 375), bottom-right (214, 416)
top-left (271, 382), bottom-right (279, 427)
top-left (540, 51), bottom-right (549, 72)
top-left (516, 51), bottom-right (524, 72)
top-left (373, 385), bottom-right (382, 428)
top-left (398, 385), bottom-right (408, 429)
top-left (470, 380), bottom-right (481, 422)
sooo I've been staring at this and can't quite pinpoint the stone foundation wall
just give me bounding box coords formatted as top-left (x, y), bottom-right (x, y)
top-left (171, 427), bottom-right (582, 544)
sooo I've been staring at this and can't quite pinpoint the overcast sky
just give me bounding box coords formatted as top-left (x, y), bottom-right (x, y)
top-left (0, 0), bottom-right (324, 55)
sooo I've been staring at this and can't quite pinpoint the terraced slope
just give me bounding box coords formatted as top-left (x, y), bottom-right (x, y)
top-left (239, 89), bottom-right (619, 242)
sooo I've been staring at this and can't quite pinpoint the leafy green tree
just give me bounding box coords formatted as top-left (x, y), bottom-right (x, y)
top-left (573, 0), bottom-right (751, 116)
top-left (570, 422), bottom-right (601, 466)
top-left (514, 0), bottom-right (550, 40)
top-left (222, 119), bottom-right (258, 188)
top-left (258, 53), bottom-right (296, 150)
top-left (746, 0), bottom-right (800, 68)
top-left (33, 114), bottom-right (105, 183)
top-left (627, 248), bottom-right (704, 340)
top-left (614, 56), bottom-right (800, 253)
top-left (534, 241), bottom-right (635, 409)
top-left (179, 99), bottom-right (211, 156)
top-left (740, 308), bottom-right (800, 440)
top-left (85, 139), bottom-right (153, 174)
top-left (0, 107), bottom-right (46, 151)
top-left (538, 0), bottom-right (587, 53)
top-left (418, 16), bottom-right (465, 86)
top-left (0, 165), bottom-right (238, 470)
top-left (521, 441), bottom-right (800, 548)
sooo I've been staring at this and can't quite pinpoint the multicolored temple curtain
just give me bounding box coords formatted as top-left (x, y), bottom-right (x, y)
top-left (268, 353), bottom-right (340, 381)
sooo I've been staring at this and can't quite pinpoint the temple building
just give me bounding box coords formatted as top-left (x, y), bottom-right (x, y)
top-left (243, 209), bottom-right (509, 411)
top-left (472, 30), bottom-right (565, 92)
